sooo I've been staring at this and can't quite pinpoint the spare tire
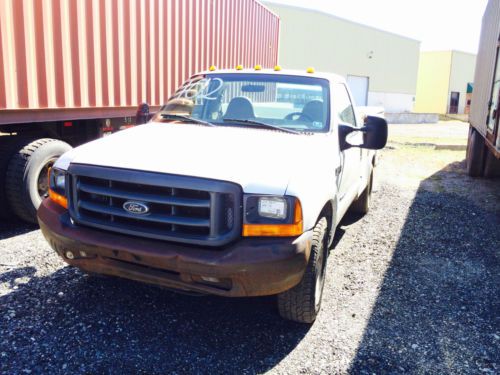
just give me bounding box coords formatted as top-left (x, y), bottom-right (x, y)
top-left (5, 138), bottom-right (72, 223)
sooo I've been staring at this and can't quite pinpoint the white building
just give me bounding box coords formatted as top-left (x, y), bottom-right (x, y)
top-left (266, 2), bottom-right (421, 113)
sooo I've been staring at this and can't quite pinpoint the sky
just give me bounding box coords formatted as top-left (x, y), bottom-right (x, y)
top-left (266, 0), bottom-right (489, 54)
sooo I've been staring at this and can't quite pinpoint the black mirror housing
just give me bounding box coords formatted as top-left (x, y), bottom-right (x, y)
top-left (338, 116), bottom-right (388, 151)
top-left (360, 116), bottom-right (388, 150)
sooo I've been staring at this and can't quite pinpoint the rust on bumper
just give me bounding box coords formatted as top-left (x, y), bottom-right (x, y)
top-left (38, 199), bottom-right (312, 297)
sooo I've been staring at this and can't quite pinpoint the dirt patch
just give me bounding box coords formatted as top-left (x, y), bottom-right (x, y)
top-left (388, 121), bottom-right (469, 146)
top-left (381, 122), bottom-right (499, 214)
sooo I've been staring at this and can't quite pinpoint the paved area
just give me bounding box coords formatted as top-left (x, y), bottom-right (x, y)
top-left (0, 123), bottom-right (499, 374)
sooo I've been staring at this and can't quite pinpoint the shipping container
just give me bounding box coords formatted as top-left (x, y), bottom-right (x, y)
top-left (0, 0), bottom-right (280, 222)
top-left (467, 0), bottom-right (500, 177)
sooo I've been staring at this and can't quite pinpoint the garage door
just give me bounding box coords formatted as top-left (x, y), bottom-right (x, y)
top-left (347, 75), bottom-right (369, 106)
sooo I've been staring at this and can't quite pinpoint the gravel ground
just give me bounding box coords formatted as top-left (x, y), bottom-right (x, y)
top-left (1, 145), bottom-right (499, 374)
top-left (389, 121), bottom-right (469, 146)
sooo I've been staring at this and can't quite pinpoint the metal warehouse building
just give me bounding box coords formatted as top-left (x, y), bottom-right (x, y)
top-left (414, 51), bottom-right (477, 115)
top-left (265, 2), bottom-right (421, 113)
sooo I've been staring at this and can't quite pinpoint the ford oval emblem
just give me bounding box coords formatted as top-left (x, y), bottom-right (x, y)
top-left (123, 201), bottom-right (150, 215)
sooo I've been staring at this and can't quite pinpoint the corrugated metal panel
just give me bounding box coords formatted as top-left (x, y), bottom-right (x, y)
top-left (0, 0), bottom-right (280, 124)
top-left (469, 0), bottom-right (500, 136)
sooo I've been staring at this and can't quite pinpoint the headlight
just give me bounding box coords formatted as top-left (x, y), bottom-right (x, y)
top-left (243, 195), bottom-right (302, 237)
top-left (258, 197), bottom-right (287, 219)
top-left (54, 173), bottom-right (66, 191)
top-left (48, 168), bottom-right (68, 209)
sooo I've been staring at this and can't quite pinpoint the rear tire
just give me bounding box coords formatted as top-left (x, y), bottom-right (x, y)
top-left (5, 138), bottom-right (72, 223)
top-left (277, 217), bottom-right (328, 323)
top-left (350, 169), bottom-right (373, 215)
top-left (466, 127), bottom-right (485, 177)
top-left (483, 147), bottom-right (500, 178)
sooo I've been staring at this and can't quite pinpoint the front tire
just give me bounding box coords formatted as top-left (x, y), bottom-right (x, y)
top-left (5, 138), bottom-right (72, 223)
top-left (277, 217), bottom-right (328, 323)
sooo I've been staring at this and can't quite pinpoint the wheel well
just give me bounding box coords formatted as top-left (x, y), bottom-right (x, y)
top-left (319, 200), bottom-right (336, 246)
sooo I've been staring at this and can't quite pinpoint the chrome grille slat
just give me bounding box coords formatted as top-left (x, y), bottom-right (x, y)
top-left (67, 164), bottom-right (242, 247)
top-left (78, 201), bottom-right (211, 227)
top-left (78, 182), bottom-right (211, 208)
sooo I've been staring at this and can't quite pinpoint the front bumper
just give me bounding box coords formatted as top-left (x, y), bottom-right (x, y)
top-left (38, 199), bottom-right (312, 297)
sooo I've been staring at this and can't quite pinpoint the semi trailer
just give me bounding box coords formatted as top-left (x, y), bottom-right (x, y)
top-left (0, 0), bottom-right (280, 222)
top-left (467, 0), bottom-right (500, 177)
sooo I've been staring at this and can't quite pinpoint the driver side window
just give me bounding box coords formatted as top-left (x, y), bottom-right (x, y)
top-left (333, 84), bottom-right (357, 127)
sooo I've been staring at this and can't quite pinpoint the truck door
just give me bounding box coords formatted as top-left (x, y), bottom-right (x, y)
top-left (333, 83), bottom-right (362, 202)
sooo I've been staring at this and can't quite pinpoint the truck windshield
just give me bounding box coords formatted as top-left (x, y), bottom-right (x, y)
top-left (154, 73), bottom-right (331, 132)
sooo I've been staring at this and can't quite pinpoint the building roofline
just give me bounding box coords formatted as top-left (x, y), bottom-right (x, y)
top-left (254, 0), bottom-right (281, 19)
top-left (421, 49), bottom-right (477, 57)
top-left (264, 1), bottom-right (421, 44)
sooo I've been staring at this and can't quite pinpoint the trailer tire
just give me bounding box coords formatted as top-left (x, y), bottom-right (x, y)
top-left (0, 137), bottom-right (32, 220)
top-left (466, 127), bottom-right (485, 177)
top-left (483, 147), bottom-right (500, 177)
top-left (5, 138), bottom-right (72, 223)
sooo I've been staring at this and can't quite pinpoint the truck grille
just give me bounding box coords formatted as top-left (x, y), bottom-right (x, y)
top-left (67, 164), bottom-right (242, 246)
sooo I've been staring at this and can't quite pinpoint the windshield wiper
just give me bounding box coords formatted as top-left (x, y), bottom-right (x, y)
top-left (222, 118), bottom-right (299, 134)
top-left (161, 113), bottom-right (216, 127)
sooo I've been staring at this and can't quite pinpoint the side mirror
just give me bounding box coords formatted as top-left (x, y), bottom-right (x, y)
top-left (360, 116), bottom-right (388, 150)
top-left (338, 116), bottom-right (388, 151)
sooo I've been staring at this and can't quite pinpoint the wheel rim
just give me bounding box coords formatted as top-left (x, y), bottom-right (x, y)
top-left (37, 158), bottom-right (56, 199)
top-left (314, 240), bottom-right (327, 309)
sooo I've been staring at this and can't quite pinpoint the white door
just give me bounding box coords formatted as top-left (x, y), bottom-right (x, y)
top-left (347, 75), bottom-right (369, 106)
top-left (333, 83), bottom-right (362, 202)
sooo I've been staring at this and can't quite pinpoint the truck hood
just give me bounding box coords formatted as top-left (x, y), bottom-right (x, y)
top-left (56, 122), bottom-right (330, 195)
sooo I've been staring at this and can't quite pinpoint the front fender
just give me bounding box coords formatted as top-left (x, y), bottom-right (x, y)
top-left (285, 162), bottom-right (339, 232)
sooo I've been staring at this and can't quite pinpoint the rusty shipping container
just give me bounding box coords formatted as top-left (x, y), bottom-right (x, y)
top-left (0, 0), bottom-right (280, 124)
top-left (0, 0), bottom-right (280, 224)
top-left (467, 0), bottom-right (500, 177)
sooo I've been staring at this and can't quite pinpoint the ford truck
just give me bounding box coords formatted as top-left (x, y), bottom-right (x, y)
top-left (38, 67), bottom-right (388, 323)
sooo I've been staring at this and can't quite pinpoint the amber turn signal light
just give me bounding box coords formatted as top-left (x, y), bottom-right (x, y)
top-left (242, 200), bottom-right (303, 237)
top-left (49, 189), bottom-right (68, 209)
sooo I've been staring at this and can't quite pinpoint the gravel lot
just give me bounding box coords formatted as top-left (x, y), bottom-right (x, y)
top-left (1, 124), bottom-right (499, 374)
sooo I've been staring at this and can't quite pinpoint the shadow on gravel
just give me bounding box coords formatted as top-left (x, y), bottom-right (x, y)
top-left (0, 218), bottom-right (38, 240)
top-left (0, 266), bottom-right (310, 373)
top-left (349, 162), bottom-right (500, 374)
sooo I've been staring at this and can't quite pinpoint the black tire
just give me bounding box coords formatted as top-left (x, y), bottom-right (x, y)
top-left (0, 137), bottom-right (31, 220)
top-left (350, 169), bottom-right (373, 215)
top-left (466, 127), bottom-right (485, 177)
top-left (277, 217), bottom-right (328, 323)
top-left (484, 147), bottom-right (500, 178)
top-left (5, 138), bottom-right (72, 223)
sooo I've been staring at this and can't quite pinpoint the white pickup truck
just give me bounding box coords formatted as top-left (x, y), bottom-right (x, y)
top-left (38, 67), bottom-right (387, 323)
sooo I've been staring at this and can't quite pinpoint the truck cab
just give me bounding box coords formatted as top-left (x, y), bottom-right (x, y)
top-left (38, 67), bottom-right (387, 323)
